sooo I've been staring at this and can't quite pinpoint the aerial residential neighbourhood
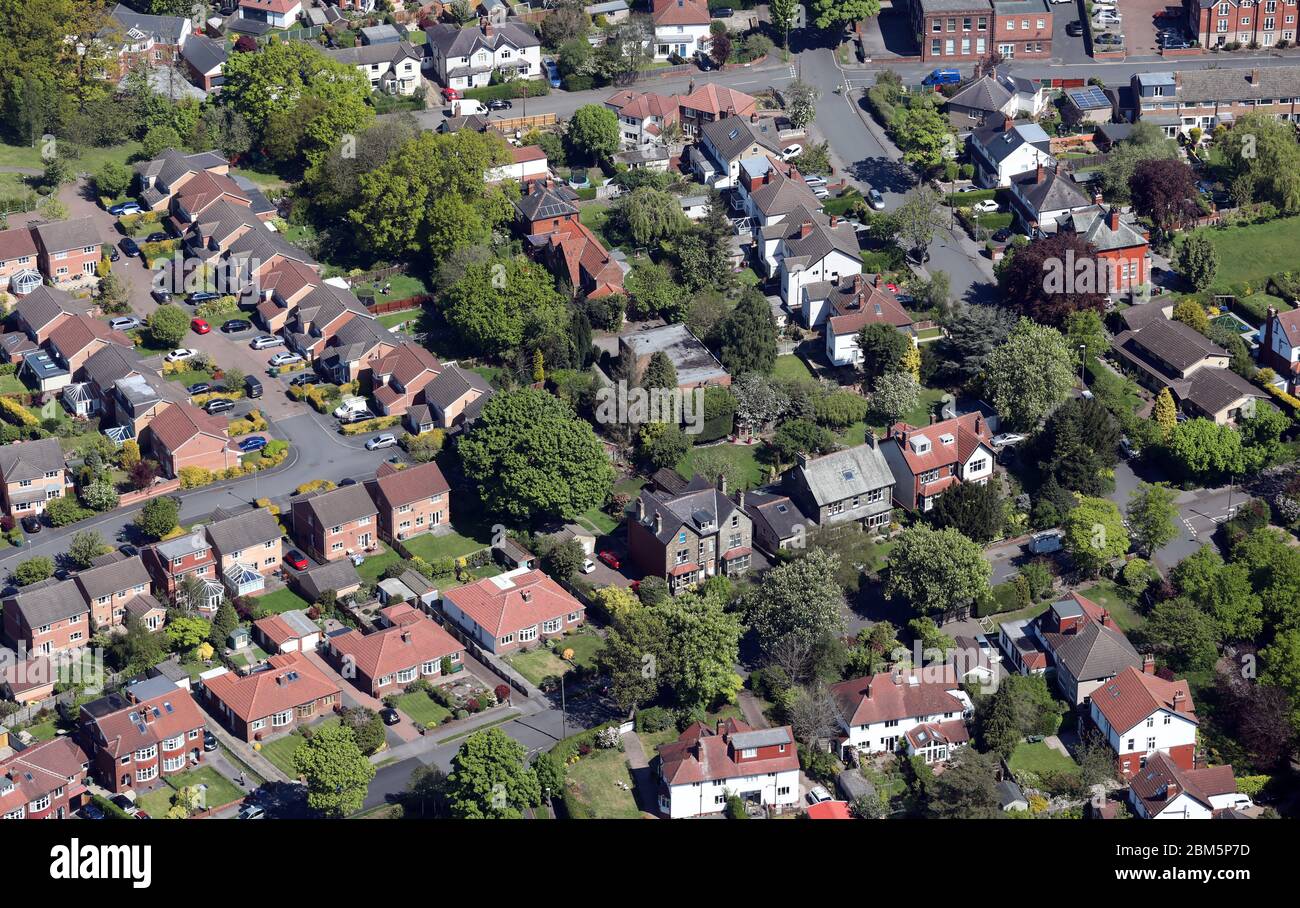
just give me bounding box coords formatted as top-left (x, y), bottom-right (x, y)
top-left (3, 0), bottom-right (1300, 846)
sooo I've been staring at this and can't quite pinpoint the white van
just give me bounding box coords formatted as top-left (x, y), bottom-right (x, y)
top-left (333, 396), bottom-right (369, 419)
top-left (1027, 531), bottom-right (1064, 555)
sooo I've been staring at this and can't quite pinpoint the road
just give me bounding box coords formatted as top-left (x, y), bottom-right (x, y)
top-left (1107, 459), bottom-right (1241, 574)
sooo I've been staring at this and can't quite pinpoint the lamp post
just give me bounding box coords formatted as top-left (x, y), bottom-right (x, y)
top-left (1078, 343), bottom-right (1087, 391)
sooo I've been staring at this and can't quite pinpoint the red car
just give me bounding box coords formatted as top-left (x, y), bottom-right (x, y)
top-left (191, 317), bottom-right (211, 335)
top-left (284, 550), bottom-right (308, 571)
top-left (442, 86), bottom-right (461, 102)
top-left (598, 550), bottom-right (620, 570)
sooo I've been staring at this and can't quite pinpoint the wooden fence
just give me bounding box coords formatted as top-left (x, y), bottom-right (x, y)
top-left (490, 113), bottom-right (559, 134)
top-left (366, 294), bottom-right (431, 315)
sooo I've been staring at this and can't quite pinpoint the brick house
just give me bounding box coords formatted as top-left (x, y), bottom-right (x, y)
top-left (32, 218), bottom-right (104, 289)
top-left (1132, 66), bottom-right (1300, 137)
top-left (365, 460), bottom-right (451, 544)
top-left (370, 343), bottom-right (443, 416)
top-left (2, 580), bottom-right (91, 657)
top-left (991, 0), bottom-right (1052, 60)
top-left (1089, 665), bottom-right (1199, 779)
top-left (441, 568), bottom-right (585, 655)
top-left (679, 84), bottom-right (758, 135)
top-left (628, 475), bottom-right (752, 594)
top-left (1057, 203), bottom-right (1151, 294)
top-left (910, 0), bottom-right (993, 62)
top-left (879, 412), bottom-right (996, 512)
top-left (830, 664), bottom-right (975, 761)
top-left (73, 555), bottom-right (153, 631)
top-left (327, 613), bottom-right (465, 697)
top-left (202, 652), bottom-right (340, 742)
top-left (784, 440), bottom-right (896, 531)
top-left (252, 609), bottom-right (321, 654)
top-left (0, 736), bottom-right (90, 820)
top-left (1127, 752), bottom-right (1251, 819)
top-left (1184, 0), bottom-right (1299, 49)
top-left (0, 226), bottom-right (40, 295)
top-left (419, 363), bottom-right (495, 430)
top-left (46, 315), bottom-right (132, 376)
top-left (656, 719), bottom-right (801, 818)
top-left (136, 148), bottom-right (230, 213)
top-left (78, 676), bottom-right (207, 794)
top-left (146, 400), bottom-right (233, 478)
top-left (12, 285), bottom-right (94, 344)
top-left (104, 3), bottom-right (191, 74)
top-left (318, 318), bottom-right (403, 385)
top-left (203, 505), bottom-right (284, 596)
top-left (142, 530), bottom-right (220, 606)
top-left (0, 437), bottom-right (68, 519)
top-left (290, 483), bottom-right (379, 563)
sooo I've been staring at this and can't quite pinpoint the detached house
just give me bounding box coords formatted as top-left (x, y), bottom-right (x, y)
top-left (618, 323), bottom-right (730, 390)
top-left (441, 567), bottom-right (585, 655)
top-left (203, 652), bottom-right (340, 742)
top-left (628, 475), bottom-right (752, 592)
top-left (318, 317), bottom-right (402, 385)
top-left (1128, 752), bottom-right (1251, 819)
top-left (325, 40), bottom-right (422, 95)
top-left (1, 580), bottom-right (90, 657)
top-left (204, 505), bottom-right (284, 597)
top-left (771, 211), bottom-right (863, 307)
top-left (798, 273), bottom-right (914, 368)
top-left (142, 530), bottom-right (219, 608)
top-left (418, 363), bottom-right (495, 431)
top-left (1007, 163), bottom-right (1091, 235)
top-left (46, 315), bottom-right (132, 377)
top-left (290, 483), bottom-right (379, 563)
top-left (370, 342), bottom-right (443, 415)
top-left (879, 412), bottom-right (995, 512)
top-left (32, 219), bottom-right (103, 289)
top-left (78, 676), bottom-right (206, 794)
top-left (0, 736), bottom-right (90, 820)
top-left (1089, 665), bottom-right (1198, 778)
top-left (327, 612), bottom-right (464, 697)
top-left (692, 115), bottom-right (782, 189)
top-left (146, 400), bottom-right (234, 478)
top-left (679, 83), bottom-right (757, 135)
top-left (1058, 203), bottom-right (1151, 292)
top-left (0, 437), bottom-right (68, 519)
top-left (784, 441), bottom-right (896, 530)
top-left (605, 89), bottom-right (681, 149)
top-left (13, 286), bottom-right (95, 345)
top-left (943, 72), bottom-right (1018, 129)
top-left (366, 461), bottom-right (451, 543)
top-left (656, 719), bottom-right (801, 818)
top-left (135, 148), bottom-right (229, 212)
top-left (652, 0), bottom-right (712, 59)
top-left (831, 665), bottom-right (974, 762)
top-left (1258, 306), bottom-right (1300, 394)
top-left (425, 20), bottom-right (542, 91)
top-left (968, 117), bottom-right (1053, 188)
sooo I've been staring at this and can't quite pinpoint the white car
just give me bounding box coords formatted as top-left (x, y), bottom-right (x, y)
top-left (165, 348), bottom-right (197, 363)
top-left (250, 334), bottom-right (284, 350)
top-left (803, 175), bottom-right (827, 187)
top-left (580, 558), bottom-right (596, 574)
top-left (268, 351), bottom-right (304, 367)
top-left (333, 396), bottom-right (369, 419)
top-left (1049, 0), bottom-right (1073, 4)
top-left (365, 433), bottom-right (398, 451)
top-left (1094, 10), bottom-right (1122, 25)
top-left (991, 432), bottom-right (1026, 448)
top-left (972, 199), bottom-right (1000, 213)
top-left (781, 144), bottom-right (803, 160)
top-left (806, 786), bottom-right (832, 805)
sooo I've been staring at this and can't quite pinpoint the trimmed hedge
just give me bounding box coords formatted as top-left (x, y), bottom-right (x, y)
top-left (463, 80), bottom-right (550, 102)
top-left (339, 414), bottom-right (401, 436)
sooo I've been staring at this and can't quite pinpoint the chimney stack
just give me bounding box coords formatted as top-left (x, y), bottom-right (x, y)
top-left (1003, 114), bottom-right (1013, 132)
top-left (974, 414), bottom-right (982, 435)
top-left (1173, 690), bottom-right (1188, 712)
top-left (796, 451), bottom-right (810, 469)
top-left (718, 473), bottom-right (727, 496)
top-left (829, 215), bottom-right (840, 227)
top-left (401, 630), bottom-right (412, 643)
top-left (1108, 208), bottom-right (1122, 231)
top-left (1142, 653), bottom-right (1156, 675)
top-left (654, 511), bottom-right (663, 534)
top-left (1164, 782), bottom-right (1180, 801)
top-left (636, 497), bottom-right (645, 522)
top-left (1036, 163), bottom-right (1044, 184)
top-left (1093, 189), bottom-right (1104, 206)
top-left (799, 220), bottom-right (813, 238)
top-left (1251, 68), bottom-right (1261, 84)
top-left (736, 489), bottom-right (745, 510)
top-left (854, 273), bottom-right (864, 293)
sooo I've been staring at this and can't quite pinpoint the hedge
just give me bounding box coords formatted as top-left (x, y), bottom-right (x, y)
top-left (1232, 292), bottom-right (1289, 326)
top-left (192, 389), bottom-right (245, 406)
top-left (339, 414), bottom-right (401, 435)
top-left (229, 409), bottom-right (269, 436)
top-left (945, 188), bottom-right (1000, 207)
top-left (0, 396), bottom-right (39, 427)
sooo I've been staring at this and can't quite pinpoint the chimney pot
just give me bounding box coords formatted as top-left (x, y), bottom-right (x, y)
top-left (1142, 653), bottom-right (1155, 675)
top-left (654, 511), bottom-right (663, 534)
top-left (736, 489), bottom-right (745, 510)
top-left (636, 497), bottom-right (645, 521)
top-left (718, 473), bottom-right (727, 496)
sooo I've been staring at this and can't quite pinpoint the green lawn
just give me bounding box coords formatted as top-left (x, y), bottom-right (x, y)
top-left (377, 308), bottom-right (423, 330)
top-left (22, 719), bottom-right (60, 742)
top-left (676, 443), bottom-right (766, 491)
top-left (136, 766), bottom-right (244, 817)
top-left (394, 690), bottom-right (452, 729)
top-left (259, 718), bottom-right (340, 777)
top-left (252, 588), bottom-right (311, 616)
top-left (402, 527), bottom-right (492, 563)
top-left (1008, 740), bottom-right (1080, 777)
top-left (0, 373), bottom-right (28, 395)
top-left (505, 632), bottom-right (604, 686)
top-left (0, 139), bottom-right (142, 175)
top-left (354, 273), bottom-right (430, 306)
top-left (563, 747), bottom-right (641, 819)
top-left (230, 645), bottom-right (269, 669)
top-left (165, 367), bottom-right (215, 387)
top-left (639, 704), bottom-right (746, 751)
top-left (866, 386), bottom-right (946, 435)
top-left (1186, 214), bottom-right (1300, 292)
top-left (773, 354), bottom-right (814, 383)
top-left (578, 202), bottom-right (614, 248)
top-left (355, 543), bottom-right (402, 582)
top-left (1078, 580), bottom-right (1145, 632)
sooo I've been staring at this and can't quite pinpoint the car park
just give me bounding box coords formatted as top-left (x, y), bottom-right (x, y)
top-left (109, 316), bottom-right (141, 331)
top-left (285, 550), bottom-right (309, 571)
top-left (365, 433), bottom-right (398, 451)
top-left (120, 237), bottom-right (140, 257)
top-left (598, 550), bottom-right (620, 570)
top-left (108, 201), bottom-right (142, 216)
top-left (269, 351), bottom-right (304, 367)
top-left (250, 334), bottom-right (284, 350)
top-left (867, 188), bottom-right (886, 210)
top-left (165, 348), bottom-right (196, 362)
top-left (238, 436), bottom-right (268, 453)
top-left (21, 515), bottom-right (41, 534)
top-left (221, 319), bottom-right (252, 333)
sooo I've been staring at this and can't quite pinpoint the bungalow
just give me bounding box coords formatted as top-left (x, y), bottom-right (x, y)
top-left (1128, 752), bottom-right (1251, 819)
top-left (1089, 665), bottom-right (1198, 778)
top-left (146, 400), bottom-right (233, 478)
top-left (968, 117), bottom-right (1053, 188)
top-left (424, 20), bottom-right (542, 91)
top-left (32, 218), bottom-right (104, 289)
top-left (628, 475), bottom-right (753, 592)
top-left (0, 736), bottom-right (89, 820)
top-left (656, 719), bottom-right (800, 818)
top-left (78, 676), bottom-right (206, 794)
top-left (419, 363), bottom-right (495, 430)
top-left (327, 613), bottom-right (465, 698)
top-left (1, 580), bottom-right (90, 657)
top-left (784, 441), bottom-right (896, 530)
top-left (289, 483), bottom-right (379, 564)
top-left (830, 665), bottom-right (974, 761)
top-left (204, 505), bottom-right (284, 596)
top-left (202, 651), bottom-right (339, 742)
top-left (253, 609), bottom-right (321, 654)
top-left (879, 412), bottom-right (996, 512)
top-left (0, 437), bottom-right (68, 519)
top-left (651, 0), bottom-right (712, 59)
top-left (441, 567), bottom-right (585, 654)
top-left (617, 323), bottom-right (731, 389)
top-left (365, 460), bottom-right (451, 543)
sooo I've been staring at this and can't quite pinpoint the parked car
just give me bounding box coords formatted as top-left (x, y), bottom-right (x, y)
top-left (1120, 435), bottom-right (1141, 459)
top-left (803, 174), bottom-right (827, 187)
top-left (992, 227), bottom-right (1013, 242)
top-left (711, 6), bottom-right (733, 17)
top-left (237, 436), bottom-right (268, 453)
top-left (150, 288), bottom-right (171, 304)
top-left (781, 144), bottom-right (803, 160)
top-left (120, 237), bottom-right (140, 257)
top-left (991, 432), bottom-right (1026, 448)
top-left (244, 375), bottom-right (263, 399)
top-left (80, 803), bottom-right (106, 820)
top-left (20, 515), bottom-right (41, 534)
top-left (236, 804), bottom-right (265, 820)
top-left (486, 98), bottom-right (512, 110)
top-left (922, 68), bottom-right (961, 86)
top-left (269, 351), bottom-right (303, 367)
top-left (221, 319), bottom-right (252, 333)
top-left (111, 794), bottom-right (137, 815)
top-left (972, 199), bottom-right (1000, 213)
top-left (1094, 32), bottom-right (1124, 45)
top-left (187, 382), bottom-right (211, 396)
top-left (108, 201), bottom-right (142, 216)
top-left (695, 49), bottom-right (716, 71)
top-left (334, 396), bottom-right (369, 418)
top-left (543, 59), bottom-right (561, 89)
top-left (1064, 19), bottom-right (1085, 36)
top-left (165, 348), bottom-right (196, 362)
top-left (203, 730), bottom-right (218, 752)
top-left (975, 633), bottom-right (1002, 664)
top-left (144, 232), bottom-right (167, 244)
top-left (598, 550), bottom-right (620, 570)
top-left (581, 558), bottom-right (596, 574)
top-left (1160, 35), bottom-right (1190, 49)
top-left (1094, 10), bottom-right (1122, 25)
top-left (365, 433), bottom-right (398, 451)
top-left (441, 86), bottom-right (461, 102)
top-left (203, 397), bottom-right (234, 414)
top-left (339, 477), bottom-right (357, 486)
top-left (867, 188), bottom-right (886, 210)
top-left (284, 550), bottom-right (309, 571)
top-left (109, 316), bottom-right (140, 332)
top-left (190, 317), bottom-right (211, 335)
top-left (1027, 531), bottom-right (1064, 555)
top-left (807, 786), bottom-right (833, 804)
top-left (380, 707), bottom-right (401, 726)
top-left (104, 245), bottom-right (120, 262)
top-left (188, 291), bottom-right (220, 304)
top-left (338, 410), bottom-right (372, 425)
top-left (289, 373), bottom-right (321, 387)
top-left (250, 334), bottom-right (284, 350)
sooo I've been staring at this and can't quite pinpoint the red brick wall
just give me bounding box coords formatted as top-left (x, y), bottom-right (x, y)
top-left (3, 608), bottom-right (90, 656)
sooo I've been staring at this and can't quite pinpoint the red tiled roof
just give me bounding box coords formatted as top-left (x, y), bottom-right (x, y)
top-left (888, 411), bottom-right (993, 477)
top-left (174, 170), bottom-right (250, 220)
top-left (511, 144), bottom-right (548, 164)
top-left (652, 0), bottom-right (710, 26)
top-left (204, 652), bottom-right (339, 725)
top-left (148, 401), bottom-right (227, 451)
top-left (903, 718), bottom-right (970, 749)
top-left (374, 342), bottom-right (441, 388)
top-left (254, 614), bottom-right (312, 649)
top-left (1092, 666), bottom-right (1197, 734)
top-left (1129, 751), bottom-right (1236, 817)
top-left (542, 220), bottom-right (624, 298)
top-left (680, 83), bottom-right (757, 119)
top-left (1274, 308), bottom-right (1300, 345)
top-left (807, 800), bottom-right (852, 819)
top-left (0, 226), bottom-right (38, 263)
top-left (85, 688), bottom-right (206, 759)
top-left (380, 602), bottom-right (424, 627)
top-left (366, 460), bottom-right (449, 510)
top-left (0, 736), bottom-right (87, 816)
top-left (329, 614), bottom-right (463, 682)
top-left (658, 719), bottom-right (799, 785)
top-left (606, 89), bottom-right (682, 122)
top-left (830, 665), bottom-right (967, 727)
top-left (442, 569), bottom-right (583, 639)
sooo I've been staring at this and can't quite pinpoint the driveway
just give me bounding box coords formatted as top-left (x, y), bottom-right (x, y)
top-left (1050, 1), bottom-right (1093, 64)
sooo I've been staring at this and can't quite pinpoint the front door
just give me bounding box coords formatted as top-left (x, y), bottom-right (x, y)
top-left (359, 533), bottom-right (372, 548)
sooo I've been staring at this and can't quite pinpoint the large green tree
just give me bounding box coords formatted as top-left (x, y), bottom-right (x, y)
top-left (1166, 418), bottom-right (1245, 484)
top-left (292, 722), bottom-right (376, 817)
top-left (885, 525), bottom-right (992, 619)
top-left (930, 478), bottom-right (1004, 543)
top-left (717, 288), bottom-right (778, 376)
top-left (811, 0), bottom-right (883, 31)
top-left (460, 388), bottom-right (615, 524)
top-left (441, 255), bottom-right (567, 357)
top-left (745, 549), bottom-right (846, 654)
top-left (567, 103), bottom-right (620, 161)
top-left (1126, 482), bottom-right (1179, 557)
top-left (982, 318), bottom-right (1075, 431)
top-left (446, 728), bottom-right (542, 819)
top-left (1062, 495), bottom-right (1129, 575)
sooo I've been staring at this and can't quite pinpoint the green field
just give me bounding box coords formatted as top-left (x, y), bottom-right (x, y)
top-left (394, 690), bottom-right (452, 728)
top-left (1185, 215), bottom-right (1300, 292)
top-left (563, 747), bottom-right (641, 819)
top-left (1077, 580), bottom-right (1146, 632)
top-left (1008, 740), bottom-right (1080, 777)
top-left (0, 139), bottom-right (143, 176)
top-left (773, 354), bottom-right (815, 383)
top-left (252, 588), bottom-right (311, 616)
top-left (505, 632), bottom-right (604, 686)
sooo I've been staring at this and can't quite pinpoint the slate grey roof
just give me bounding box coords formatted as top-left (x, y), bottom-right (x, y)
top-left (135, 148), bottom-right (227, 191)
top-left (742, 489), bottom-right (805, 541)
top-left (423, 363), bottom-right (493, 412)
top-left (106, 3), bottom-right (189, 45)
top-left (14, 285), bottom-right (83, 335)
top-left (292, 483), bottom-right (378, 528)
top-left (226, 226), bottom-right (315, 268)
top-left (324, 40), bottom-right (421, 68)
top-left (74, 556), bottom-right (150, 602)
top-left (1175, 65), bottom-right (1300, 105)
top-left (425, 21), bottom-right (540, 57)
top-left (776, 210), bottom-right (861, 265)
top-left (0, 438), bottom-right (65, 484)
top-left (81, 343), bottom-right (144, 392)
top-left (32, 218), bottom-right (103, 254)
top-left (701, 116), bottom-right (781, 164)
top-left (4, 580), bottom-right (88, 628)
top-left (360, 24), bottom-right (402, 45)
top-left (1048, 621), bottom-right (1141, 682)
top-left (180, 33), bottom-right (226, 74)
top-left (515, 182), bottom-right (579, 223)
top-left (1117, 318), bottom-right (1227, 373)
top-left (745, 160), bottom-right (822, 219)
top-left (1182, 367), bottom-right (1267, 416)
top-left (729, 727), bottom-right (792, 749)
top-left (1060, 205), bottom-right (1148, 252)
top-left (155, 530), bottom-right (210, 562)
top-left (322, 317), bottom-right (398, 367)
top-left (947, 75), bottom-right (1013, 113)
top-left (920, 0), bottom-right (992, 10)
top-left (972, 121), bottom-right (1051, 165)
top-left (793, 443), bottom-right (894, 507)
top-left (1010, 166), bottom-right (1089, 215)
top-left (635, 475), bottom-right (740, 545)
top-left (294, 559), bottom-right (361, 601)
top-left (294, 283), bottom-right (369, 330)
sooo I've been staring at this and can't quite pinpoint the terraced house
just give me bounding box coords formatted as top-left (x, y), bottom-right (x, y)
top-left (1132, 66), bottom-right (1300, 136)
top-left (0, 437), bottom-right (68, 519)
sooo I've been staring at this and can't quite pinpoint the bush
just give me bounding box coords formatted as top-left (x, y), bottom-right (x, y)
top-left (45, 495), bottom-right (92, 527)
top-left (179, 466), bottom-right (214, 489)
top-left (635, 706), bottom-right (673, 733)
top-left (0, 397), bottom-right (39, 427)
top-left (339, 415), bottom-right (402, 436)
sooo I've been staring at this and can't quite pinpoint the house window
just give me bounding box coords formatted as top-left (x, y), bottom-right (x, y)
top-left (1127, 738), bottom-right (1135, 750)
top-left (272, 710), bottom-right (292, 727)
top-left (519, 626), bottom-right (538, 642)
top-left (251, 719), bottom-right (266, 730)
top-left (741, 748), bottom-right (757, 758)
top-left (1146, 717), bottom-right (1155, 728)
top-left (567, 611), bottom-right (580, 622)
top-left (1146, 737), bottom-right (1157, 750)
top-left (500, 634), bottom-right (514, 646)
top-left (396, 667), bottom-right (417, 683)
top-left (543, 618), bottom-right (562, 633)
top-left (421, 660), bottom-right (437, 674)
top-left (967, 458), bottom-right (988, 474)
top-left (136, 765), bottom-right (158, 783)
top-left (163, 755), bottom-right (185, 772)
top-left (30, 794), bottom-right (50, 812)
top-left (134, 746), bottom-right (157, 761)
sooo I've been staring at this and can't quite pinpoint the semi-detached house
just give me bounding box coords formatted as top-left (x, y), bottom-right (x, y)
top-left (289, 483), bottom-right (378, 563)
top-left (830, 665), bottom-right (974, 761)
top-left (1089, 664), bottom-right (1199, 778)
top-left (424, 20), bottom-right (542, 91)
top-left (73, 554), bottom-right (153, 631)
top-left (0, 736), bottom-right (90, 820)
top-left (656, 719), bottom-right (800, 818)
top-left (204, 505), bottom-right (284, 597)
top-left (879, 412), bottom-right (996, 512)
top-left (784, 441), bottom-right (896, 531)
top-left (365, 460), bottom-right (451, 544)
top-left (0, 437), bottom-right (68, 519)
top-left (202, 652), bottom-right (340, 742)
top-left (628, 475), bottom-right (753, 593)
top-left (78, 676), bottom-right (207, 794)
top-left (327, 613), bottom-right (465, 697)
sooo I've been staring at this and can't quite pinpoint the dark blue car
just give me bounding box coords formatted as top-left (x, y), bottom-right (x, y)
top-left (238, 436), bottom-right (268, 453)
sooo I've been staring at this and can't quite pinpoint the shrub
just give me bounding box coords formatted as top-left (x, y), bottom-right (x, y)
top-left (179, 466), bottom-right (214, 489)
top-left (635, 706), bottom-right (673, 733)
top-left (0, 397), bottom-right (39, 427)
top-left (339, 415), bottom-right (401, 436)
top-left (45, 495), bottom-right (92, 527)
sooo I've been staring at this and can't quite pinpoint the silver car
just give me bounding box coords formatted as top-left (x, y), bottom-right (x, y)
top-left (250, 334), bottom-right (284, 350)
top-left (365, 433), bottom-right (398, 451)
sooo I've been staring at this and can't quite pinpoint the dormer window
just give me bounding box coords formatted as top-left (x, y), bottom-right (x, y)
top-left (939, 433), bottom-right (955, 446)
